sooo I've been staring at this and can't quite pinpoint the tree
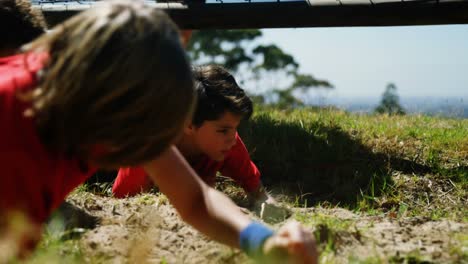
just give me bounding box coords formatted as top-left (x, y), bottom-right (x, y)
top-left (186, 30), bottom-right (333, 108)
top-left (268, 73), bottom-right (334, 109)
top-left (187, 30), bottom-right (261, 72)
top-left (375, 83), bottom-right (406, 115)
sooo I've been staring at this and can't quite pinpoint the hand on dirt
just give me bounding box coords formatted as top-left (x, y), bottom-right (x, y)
top-left (262, 221), bottom-right (318, 264)
top-left (249, 189), bottom-right (292, 223)
top-left (258, 201), bottom-right (292, 224)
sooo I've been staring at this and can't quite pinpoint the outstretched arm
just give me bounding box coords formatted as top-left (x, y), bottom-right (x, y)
top-left (143, 145), bottom-right (250, 247)
top-left (143, 145), bottom-right (317, 262)
top-left (220, 134), bottom-right (276, 204)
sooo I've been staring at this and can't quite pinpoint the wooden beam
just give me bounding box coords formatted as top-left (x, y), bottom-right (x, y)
top-left (37, 0), bottom-right (468, 29)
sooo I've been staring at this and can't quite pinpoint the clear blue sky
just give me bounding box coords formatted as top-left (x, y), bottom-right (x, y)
top-left (260, 25), bottom-right (468, 99)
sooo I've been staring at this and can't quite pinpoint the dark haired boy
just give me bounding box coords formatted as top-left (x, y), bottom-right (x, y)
top-left (113, 65), bottom-right (276, 207)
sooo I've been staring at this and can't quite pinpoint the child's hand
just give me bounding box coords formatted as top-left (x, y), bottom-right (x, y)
top-left (249, 185), bottom-right (281, 207)
top-left (262, 192), bottom-right (279, 206)
top-left (254, 193), bottom-right (291, 223)
top-left (259, 201), bottom-right (292, 223)
top-left (262, 221), bottom-right (318, 264)
top-left (248, 186), bottom-right (292, 223)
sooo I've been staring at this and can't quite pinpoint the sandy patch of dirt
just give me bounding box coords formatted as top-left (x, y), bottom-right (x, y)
top-left (297, 208), bottom-right (467, 263)
top-left (64, 193), bottom-right (466, 263)
top-left (66, 193), bottom-right (249, 264)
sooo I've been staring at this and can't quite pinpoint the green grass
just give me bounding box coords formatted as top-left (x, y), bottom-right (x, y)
top-left (23, 228), bottom-right (84, 264)
top-left (295, 211), bottom-right (355, 231)
top-left (242, 107), bottom-right (467, 170)
top-left (239, 107), bottom-right (467, 218)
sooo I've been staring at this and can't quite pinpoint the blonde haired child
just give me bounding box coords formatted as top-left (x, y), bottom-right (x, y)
top-left (0, 1), bottom-right (317, 262)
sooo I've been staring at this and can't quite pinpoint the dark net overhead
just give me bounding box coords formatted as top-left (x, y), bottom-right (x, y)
top-left (33, 0), bottom-right (468, 29)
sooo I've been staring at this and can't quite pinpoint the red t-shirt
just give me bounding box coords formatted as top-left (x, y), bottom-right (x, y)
top-left (0, 53), bottom-right (96, 228)
top-left (113, 133), bottom-right (261, 198)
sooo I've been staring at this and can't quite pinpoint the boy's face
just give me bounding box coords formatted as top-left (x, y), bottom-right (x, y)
top-left (187, 111), bottom-right (242, 161)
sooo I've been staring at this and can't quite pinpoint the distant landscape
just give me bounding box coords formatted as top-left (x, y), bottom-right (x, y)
top-left (315, 96), bottom-right (468, 118)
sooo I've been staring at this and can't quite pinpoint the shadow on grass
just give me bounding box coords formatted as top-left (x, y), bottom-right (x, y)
top-left (85, 170), bottom-right (117, 195)
top-left (239, 113), bottom-right (432, 208)
top-left (85, 111), bottom-right (442, 209)
top-left (47, 201), bottom-right (100, 240)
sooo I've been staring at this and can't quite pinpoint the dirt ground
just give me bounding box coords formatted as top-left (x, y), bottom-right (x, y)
top-left (61, 190), bottom-right (466, 264)
top-left (65, 192), bottom-right (249, 264)
top-left (296, 207), bottom-right (467, 263)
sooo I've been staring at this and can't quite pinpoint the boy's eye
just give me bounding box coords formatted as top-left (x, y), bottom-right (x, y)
top-left (217, 129), bottom-right (228, 134)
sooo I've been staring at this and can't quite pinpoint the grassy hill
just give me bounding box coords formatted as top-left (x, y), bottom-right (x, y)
top-left (239, 107), bottom-right (467, 220)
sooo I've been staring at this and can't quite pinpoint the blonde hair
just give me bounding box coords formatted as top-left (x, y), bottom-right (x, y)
top-left (24, 0), bottom-right (195, 167)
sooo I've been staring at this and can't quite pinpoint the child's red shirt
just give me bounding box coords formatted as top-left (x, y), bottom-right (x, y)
top-left (113, 133), bottom-right (261, 197)
top-left (0, 53), bottom-right (96, 228)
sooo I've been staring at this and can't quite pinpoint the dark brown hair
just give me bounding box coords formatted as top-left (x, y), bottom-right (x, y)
top-left (192, 65), bottom-right (253, 127)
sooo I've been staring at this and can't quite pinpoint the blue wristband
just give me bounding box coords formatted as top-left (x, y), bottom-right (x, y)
top-left (239, 222), bottom-right (274, 258)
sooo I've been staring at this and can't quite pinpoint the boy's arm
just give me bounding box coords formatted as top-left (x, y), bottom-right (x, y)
top-left (143, 146), bottom-right (317, 262)
top-left (221, 134), bottom-right (275, 204)
top-left (143, 145), bottom-right (250, 247)
top-left (220, 134), bottom-right (262, 194)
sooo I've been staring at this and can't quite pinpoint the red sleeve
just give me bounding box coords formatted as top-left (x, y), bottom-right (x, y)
top-left (0, 53), bottom-right (95, 254)
top-left (112, 167), bottom-right (153, 198)
top-left (219, 134), bottom-right (261, 193)
top-left (0, 53), bottom-right (95, 223)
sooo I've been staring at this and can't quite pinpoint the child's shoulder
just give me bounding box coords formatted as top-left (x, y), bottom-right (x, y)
top-left (0, 52), bottom-right (45, 93)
